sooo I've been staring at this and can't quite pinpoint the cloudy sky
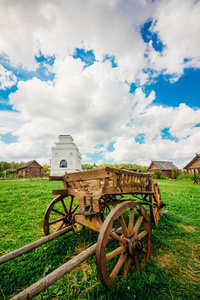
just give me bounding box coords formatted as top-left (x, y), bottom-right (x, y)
top-left (0, 0), bottom-right (200, 168)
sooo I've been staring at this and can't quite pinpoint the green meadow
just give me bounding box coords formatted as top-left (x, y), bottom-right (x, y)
top-left (0, 179), bottom-right (199, 299)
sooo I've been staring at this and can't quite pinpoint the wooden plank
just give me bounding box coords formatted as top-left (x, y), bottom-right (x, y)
top-left (10, 243), bottom-right (97, 300)
top-left (49, 176), bottom-right (63, 181)
top-left (0, 226), bottom-right (73, 265)
top-left (102, 186), bottom-right (153, 195)
top-left (123, 175), bottom-right (127, 185)
top-left (52, 189), bottom-right (68, 195)
top-left (75, 181), bottom-right (81, 189)
top-left (63, 168), bottom-right (112, 182)
top-left (103, 177), bottom-right (109, 187)
top-left (112, 173), bottom-right (118, 187)
top-left (63, 167), bottom-right (152, 183)
top-left (70, 181), bottom-right (76, 189)
top-left (97, 179), bottom-right (101, 188)
top-left (106, 167), bottom-right (152, 177)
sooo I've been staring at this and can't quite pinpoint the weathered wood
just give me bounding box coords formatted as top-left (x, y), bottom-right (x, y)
top-left (52, 189), bottom-right (68, 195)
top-left (106, 167), bottom-right (152, 177)
top-left (74, 214), bottom-right (103, 232)
top-left (0, 226), bottom-right (73, 265)
top-left (63, 168), bottom-right (112, 182)
top-left (49, 176), bottom-right (63, 181)
top-left (10, 243), bottom-right (97, 300)
top-left (96, 201), bottom-right (152, 288)
top-left (97, 178), bottom-right (101, 188)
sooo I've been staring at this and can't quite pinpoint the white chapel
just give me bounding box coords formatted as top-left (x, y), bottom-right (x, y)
top-left (50, 135), bottom-right (82, 176)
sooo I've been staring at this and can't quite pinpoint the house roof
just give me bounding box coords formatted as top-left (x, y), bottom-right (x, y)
top-left (149, 161), bottom-right (178, 171)
top-left (18, 160), bottom-right (42, 170)
top-left (183, 154), bottom-right (200, 169)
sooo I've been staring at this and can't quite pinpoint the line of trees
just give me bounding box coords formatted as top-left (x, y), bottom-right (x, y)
top-left (0, 161), bottom-right (148, 179)
top-left (0, 161), bottom-right (25, 172)
top-left (81, 163), bottom-right (148, 172)
top-left (0, 161), bottom-right (50, 178)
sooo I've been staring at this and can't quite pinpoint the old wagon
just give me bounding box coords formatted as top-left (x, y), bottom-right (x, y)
top-left (0, 167), bottom-right (166, 299)
top-left (44, 167), bottom-right (166, 287)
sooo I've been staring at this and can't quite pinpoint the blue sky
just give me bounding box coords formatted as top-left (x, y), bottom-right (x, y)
top-left (0, 0), bottom-right (200, 168)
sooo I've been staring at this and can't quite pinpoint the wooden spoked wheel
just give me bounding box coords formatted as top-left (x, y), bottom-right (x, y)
top-left (43, 195), bottom-right (79, 235)
top-left (149, 181), bottom-right (162, 225)
top-left (96, 201), bottom-right (152, 288)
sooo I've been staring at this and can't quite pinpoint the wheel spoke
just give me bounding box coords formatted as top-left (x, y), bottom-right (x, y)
top-left (61, 198), bottom-right (68, 213)
top-left (123, 256), bottom-right (132, 280)
top-left (52, 208), bottom-right (65, 216)
top-left (106, 246), bottom-right (125, 261)
top-left (56, 220), bottom-right (65, 231)
top-left (118, 215), bottom-right (129, 238)
top-left (128, 208), bottom-right (134, 235)
top-left (110, 253), bottom-right (127, 281)
top-left (68, 196), bottom-right (73, 212)
top-left (137, 230), bottom-right (147, 240)
top-left (133, 215), bottom-right (144, 235)
top-left (96, 201), bottom-right (152, 288)
top-left (71, 203), bottom-right (79, 214)
top-left (110, 231), bottom-right (127, 244)
top-left (49, 217), bottom-right (65, 225)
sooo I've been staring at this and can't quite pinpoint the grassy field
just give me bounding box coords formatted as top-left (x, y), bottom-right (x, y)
top-left (0, 178), bottom-right (199, 299)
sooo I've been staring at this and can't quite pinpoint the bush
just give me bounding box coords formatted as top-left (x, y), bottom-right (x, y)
top-left (172, 168), bottom-right (181, 179)
top-left (152, 171), bottom-right (160, 179)
top-left (177, 173), bottom-right (200, 181)
top-left (6, 169), bottom-right (18, 174)
top-left (152, 170), bottom-right (166, 180)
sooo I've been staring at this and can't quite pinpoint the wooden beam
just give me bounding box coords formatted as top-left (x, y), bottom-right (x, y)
top-left (10, 243), bottom-right (97, 300)
top-left (49, 176), bottom-right (63, 181)
top-left (0, 226), bottom-right (73, 265)
top-left (63, 168), bottom-right (112, 182)
top-left (52, 189), bottom-right (68, 195)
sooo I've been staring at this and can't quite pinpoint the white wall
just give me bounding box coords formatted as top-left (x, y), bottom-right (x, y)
top-left (50, 135), bottom-right (82, 176)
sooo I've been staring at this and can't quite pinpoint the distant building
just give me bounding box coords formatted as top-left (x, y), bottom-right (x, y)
top-left (18, 160), bottom-right (42, 178)
top-left (148, 161), bottom-right (178, 178)
top-left (183, 153), bottom-right (200, 174)
top-left (50, 135), bottom-right (82, 176)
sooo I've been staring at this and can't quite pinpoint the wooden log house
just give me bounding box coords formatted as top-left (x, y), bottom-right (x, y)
top-left (148, 160), bottom-right (178, 178)
top-left (183, 153), bottom-right (200, 174)
top-left (17, 160), bottom-right (42, 178)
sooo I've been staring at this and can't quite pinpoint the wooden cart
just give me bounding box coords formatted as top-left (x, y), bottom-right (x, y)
top-left (43, 167), bottom-right (166, 288)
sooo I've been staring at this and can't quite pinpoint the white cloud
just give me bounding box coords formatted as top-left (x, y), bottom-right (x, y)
top-left (0, 65), bottom-right (17, 89)
top-left (0, 0), bottom-right (200, 167)
top-left (147, 0), bottom-right (200, 78)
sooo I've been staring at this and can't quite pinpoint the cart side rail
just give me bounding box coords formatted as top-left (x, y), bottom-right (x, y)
top-left (50, 167), bottom-right (153, 195)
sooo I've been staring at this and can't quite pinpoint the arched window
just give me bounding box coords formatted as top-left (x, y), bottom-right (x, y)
top-left (60, 159), bottom-right (67, 168)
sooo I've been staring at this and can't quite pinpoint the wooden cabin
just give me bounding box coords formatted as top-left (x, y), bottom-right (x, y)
top-left (183, 154), bottom-right (200, 174)
top-left (18, 160), bottom-right (42, 178)
top-left (148, 161), bottom-right (178, 178)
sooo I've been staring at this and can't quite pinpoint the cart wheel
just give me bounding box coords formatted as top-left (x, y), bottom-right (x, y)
top-left (43, 195), bottom-right (79, 235)
top-left (149, 181), bottom-right (161, 225)
top-left (96, 201), bottom-right (152, 288)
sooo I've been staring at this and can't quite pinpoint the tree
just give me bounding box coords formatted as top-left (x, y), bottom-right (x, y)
top-left (42, 164), bottom-right (50, 176)
top-left (172, 168), bottom-right (181, 179)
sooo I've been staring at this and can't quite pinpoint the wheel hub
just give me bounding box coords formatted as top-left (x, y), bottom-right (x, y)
top-left (128, 237), bottom-right (143, 257)
top-left (63, 212), bottom-right (74, 225)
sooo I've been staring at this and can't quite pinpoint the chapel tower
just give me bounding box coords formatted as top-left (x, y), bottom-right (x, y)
top-left (50, 135), bottom-right (82, 176)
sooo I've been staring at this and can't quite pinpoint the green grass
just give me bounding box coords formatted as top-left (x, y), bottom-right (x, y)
top-left (0, 179), bottom-right (199, 299)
